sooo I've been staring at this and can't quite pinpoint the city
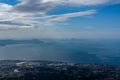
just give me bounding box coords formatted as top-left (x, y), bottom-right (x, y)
top-left (0, 60), bottom-right (120, 80)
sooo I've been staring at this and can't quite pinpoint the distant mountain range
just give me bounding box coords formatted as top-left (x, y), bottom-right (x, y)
top-left (0, 39), bottom-right (44, 46)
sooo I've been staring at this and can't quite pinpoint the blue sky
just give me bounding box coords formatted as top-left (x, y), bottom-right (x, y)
top-left (0, 0), bottom-right (120, 39)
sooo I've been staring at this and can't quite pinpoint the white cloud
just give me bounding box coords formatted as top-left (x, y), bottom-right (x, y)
top-left (0, 3), bottom-right (39, 29)
top-left (0, 2), bottom-right (96, 30)
top-left (12, 0), bottom-right (120, 14)
top-left (0, 3), bottom-right (12, 21)
top-left (42, 0), bottom-right (120, 6)
top-left (13, 0), bottom-right (54, 13)
top-left (0, 3), bottom-right (12, 11)
top-left (0, 0), bottom-right (119, 39)
top-left (46, 10), bottom-right (96, 22)
top-left (0, 0), bottom-right (119, 30)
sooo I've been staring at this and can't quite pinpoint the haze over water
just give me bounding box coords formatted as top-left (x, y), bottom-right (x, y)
top-left (0, 39), bottom-right (120, 65)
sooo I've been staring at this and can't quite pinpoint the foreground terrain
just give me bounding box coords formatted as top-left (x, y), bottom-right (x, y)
top-left (0, 60), bottom-right (120, 80)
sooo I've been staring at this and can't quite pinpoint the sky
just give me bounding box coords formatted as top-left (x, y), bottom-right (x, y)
top-left (0, 0), bottom-right (120, 39)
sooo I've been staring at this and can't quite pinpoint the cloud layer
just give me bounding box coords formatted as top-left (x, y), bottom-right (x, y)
top-left (0, 0), bottom-right (120, 30)
top-left (13, 0), bottom-right (54, 13)
top-left (0, 0), bottom-right (120, 39)
top-left (40, 0), bottom-right (120, 6)
top-left (0, 0), bottom-right (97, 30)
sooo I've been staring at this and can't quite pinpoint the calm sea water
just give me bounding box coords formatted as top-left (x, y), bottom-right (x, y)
top-left (0, 39), bottom-right (120, 65)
